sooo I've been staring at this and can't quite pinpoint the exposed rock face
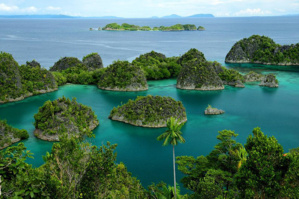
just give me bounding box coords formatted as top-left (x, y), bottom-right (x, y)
top-left (177, 59), bottom-right (224, 90)
top-left (218, 68), bottom-right (245, 88)
top-left (26, 60), bottom-right (41, 68)
top-left (259, 74), bottom-right (279, 88)
top-left (82, 53), bottom-right (103, 70)
top-left (98, 61), bottom-right (148, 91)
top-left (33, 97), bottom-right (99, 141)
top-left (244, 71), bottom-right (264, 82)
top-left (222, 80), bottom-right (245, 88)
top-left (225, 35), bottom-right (299, 65)
top-left (0, 120), bottom-right (28, 149)
top-left (50, 57), bottom-right (83, 71)
top-left (205, 106), bottom-right (225, 115)
top-left (109, 95), bottom-right (187, 127)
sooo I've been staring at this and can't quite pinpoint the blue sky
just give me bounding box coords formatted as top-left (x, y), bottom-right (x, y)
top-left (0, 0), bottom-right (298, 17)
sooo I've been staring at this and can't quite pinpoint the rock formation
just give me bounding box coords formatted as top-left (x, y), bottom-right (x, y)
top-left (33, 97), bottom-right (99, 141)
top-left (82, 53), bottom-right (103, 70)
top-left (98, 61), bottom-right (148, 91)
top-left (205, 105), bottom-right (225, 115)
top-left (109, 95), bottom-right (187, 127)
top-left (0, 120), bottom-right (28, 149)
top-left (225, 35), bottom-right (299, 66)
top-left (259, 74), bottom-right (279, 88)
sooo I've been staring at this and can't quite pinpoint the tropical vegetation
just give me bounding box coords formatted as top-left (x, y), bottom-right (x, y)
top-left (157, 117), bottom-right (186, 199)
top-left (101, 23), bottom-right (202, 31)
top-left (225, 35), bottom-right (299, 65)
top-left (0, 120), bottom-right (28, 149)
top-left (33, 96), bottom-right (99, 141)
top-left (109, 95), bottom-right (187, 127)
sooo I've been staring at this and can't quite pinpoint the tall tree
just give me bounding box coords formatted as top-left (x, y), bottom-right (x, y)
top-left (157, 117), bottom-right (186, 199)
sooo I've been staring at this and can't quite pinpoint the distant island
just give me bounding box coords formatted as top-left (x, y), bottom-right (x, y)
top-left (162, 14), bottom-right (214, 18)
top-left (93, 23), bottom-right (205, 31)
top-left (0, 13), bottom-right (214, 19)
top-left (225, 35), bottom-right (299, 66)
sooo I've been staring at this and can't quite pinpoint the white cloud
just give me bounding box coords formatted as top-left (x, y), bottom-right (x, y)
top-left (23, 6), bottom-right (37, 12)
top-left (235, 8), bottom-right (272, 16)
top-left (46, 6), bottom-right (61, 11)
top-left (0, 3), bottom-right (19, 11)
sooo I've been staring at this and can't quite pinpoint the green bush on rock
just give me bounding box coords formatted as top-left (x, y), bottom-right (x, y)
top-left (109, 95), bottom-right (187, 127)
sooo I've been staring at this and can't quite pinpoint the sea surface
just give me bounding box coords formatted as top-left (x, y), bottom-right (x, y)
top-left (0, 16), bottom-right (299, 189)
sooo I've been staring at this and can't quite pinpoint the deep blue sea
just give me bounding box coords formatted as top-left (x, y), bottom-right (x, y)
top-left (0, 16), bottom-right (299, 190)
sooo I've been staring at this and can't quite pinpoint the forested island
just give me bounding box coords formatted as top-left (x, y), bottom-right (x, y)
top-left (34, 97), bottom-right (99, 141)
top-left (109, 95), bottom-right (187, 127)
top-left (225, 35), bottom-right (299, 66)
top-left (0, 120), bottom-right (28, 149)
top-left (98, 61), bottom-right (148, 91)
top-left (0, 52), bottom-right (57, 103)
top-left (93, 23), bottom-right (205, 31)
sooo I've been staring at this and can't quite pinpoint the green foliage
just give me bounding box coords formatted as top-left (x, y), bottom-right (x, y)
top-left (227, 35), bottom-right (299, 64)
top-left (132, 51), bottom-right (181, 80)
top-left (33, 96), bottom-right (99, 139)
top-left (197, 26), bottom-right (205, 30)
top-left (235, 127), bottom-right (289, 198)
top-left (148, 182), bottom-right (188, 199)
top-left (109, 95), bottom-right (187, 126)
top-left (0, 120), bottom-right (29, 149)
top-left (0, 143), bottom-right (49, 198)
top-left (177, 128), bottom-right (299, 199)
top-left (218, 67), bottom-right (244, 83)
top-left (1, 136), bottom-right (148, 198)
top-left (101, 23), bottom-right (199, 31)
top-left (51, 71), bottom-right (67, 86)
top-left (0, 52), bottom-right (57, 102)
top-left (98, 60), bottom-right (147, 90)
top-left (49, 57), bottom-right (83, 72)
top-left (157, 117), bottom-right (186, 146)
top-left (177, 48), bottom-right (206, 65)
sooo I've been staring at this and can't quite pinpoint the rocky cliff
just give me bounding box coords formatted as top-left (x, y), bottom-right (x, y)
top-left (177, 50), bottom-right (224, 90)
top-left (82, 53), bottom-right (103, 70)
top-left (109, 95), bottom-right (187, 127)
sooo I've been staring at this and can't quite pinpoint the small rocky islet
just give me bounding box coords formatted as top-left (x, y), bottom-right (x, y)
top-left (204, 105), bottom-right (225, 115)
top-left (109, 95), bottom-right (187, 127)
top-left (33, 96), bottom-right (99, 141)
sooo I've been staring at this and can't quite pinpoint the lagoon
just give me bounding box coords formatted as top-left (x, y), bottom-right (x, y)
top-left (0, 16), bottom-right (299, 188)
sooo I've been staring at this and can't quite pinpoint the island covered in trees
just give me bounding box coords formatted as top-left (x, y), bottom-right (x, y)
top-left (34, 97), bottom-right (99, 141)
top-left (225, 35), bottom-right (299, 66)
top-left (0, 120), bottom-right (28, 149)
top-left (109, 95), bottom-right (187, 127)
top-left (90, 23), bottom-right (205, 31)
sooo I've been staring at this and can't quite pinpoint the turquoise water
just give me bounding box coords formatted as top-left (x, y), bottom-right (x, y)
top-left (1, 70), bottom-right (299, 187)
top-left (0, 16), bottom-right (299, 190)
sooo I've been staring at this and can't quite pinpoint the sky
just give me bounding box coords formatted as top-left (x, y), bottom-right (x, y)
top-left (0, 0), bottom-right (298, 17)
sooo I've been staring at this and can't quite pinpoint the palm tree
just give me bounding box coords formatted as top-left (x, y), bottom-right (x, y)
top-left (157, 117), bottom-right (186, 199)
